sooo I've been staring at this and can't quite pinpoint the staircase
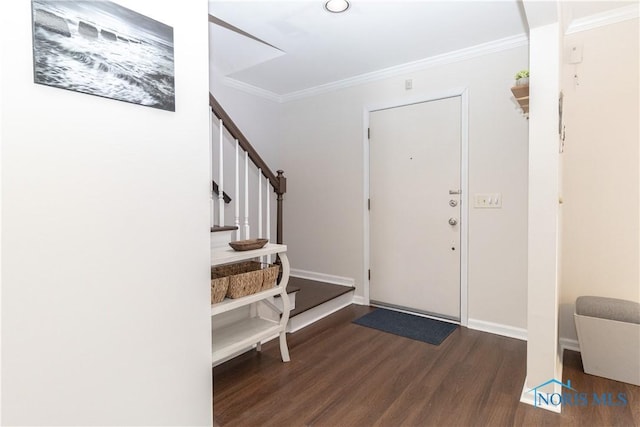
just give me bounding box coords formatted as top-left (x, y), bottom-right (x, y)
top-left (209, 93), bottom-right (354, 333)
top-left (285, 277), bottom-right (354, 332)
top-left (210, 225), bottom-right (237, 249)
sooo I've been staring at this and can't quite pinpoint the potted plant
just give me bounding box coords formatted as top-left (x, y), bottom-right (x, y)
top-left (515, 70), bottom-right (529, 86)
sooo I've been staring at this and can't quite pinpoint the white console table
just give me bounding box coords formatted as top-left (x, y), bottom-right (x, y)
top-left (211, 244), bottom-right (291, 365)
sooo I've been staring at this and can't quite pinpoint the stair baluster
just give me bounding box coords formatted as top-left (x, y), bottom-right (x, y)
top-left (276, 170), bottom-right (286, 244)
top-left (266, 175), bottom-right (271, 263)
top-left (209, 110), bottom-right (215, 228)
top-left (258, 168), bottom-right (263, 263)
top-left (258, 167), bottom-right (263, 239)
top-left (217, 119), bottom-right (225, 227)
top-left (234, 139), bottom-right (240, 241)
top-left (244, 151), bottom-right (250, 239)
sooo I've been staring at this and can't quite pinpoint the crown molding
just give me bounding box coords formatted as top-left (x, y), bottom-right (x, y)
top-left (224, 33), bottom-right (528, 104)
top-left (222, 5), bottom-right (638, 103)
top-left (222, 76), bottom-right (283, 103)
top-left (566, 3), bottom-right (639, 35)
top-left (280, 33), bottom-right (529, 102)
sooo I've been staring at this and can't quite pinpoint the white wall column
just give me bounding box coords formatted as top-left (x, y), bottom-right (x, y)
top-left (520, 0), bottom-right (563, 412)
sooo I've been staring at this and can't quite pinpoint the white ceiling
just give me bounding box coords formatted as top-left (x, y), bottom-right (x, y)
top-left (208, 1), bottom-right (638, 97)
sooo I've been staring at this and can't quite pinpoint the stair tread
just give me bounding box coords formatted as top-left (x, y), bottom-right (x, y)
top-left (273, 285), bottom-right (300, 296)
top-left (288, 277), bottom-right (354, 317)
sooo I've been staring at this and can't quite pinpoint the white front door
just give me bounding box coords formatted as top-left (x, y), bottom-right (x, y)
top-left (369, 96), bottom-right (462, 321)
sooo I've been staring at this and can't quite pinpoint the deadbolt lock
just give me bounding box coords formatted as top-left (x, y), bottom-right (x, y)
top-left (449, 200), bottom-right (458, 207)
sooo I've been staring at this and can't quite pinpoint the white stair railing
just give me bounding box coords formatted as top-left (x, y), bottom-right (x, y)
top-left (209, 93), bottom-right (286, 249)
top-left (210, 117), bottom-right (280, 249)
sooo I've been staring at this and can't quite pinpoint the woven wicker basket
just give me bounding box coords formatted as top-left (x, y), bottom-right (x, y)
top-left (214, 261), bottom-right (261, 276)
top-left (261, 264), bottom-right (280, 291)
top-left (228, 271), bottom-right (262, 298)
top-left (211, 275), bottom-right (229, 304)
top-left (211, 261), bottom-right (280, 300)
top-left (213, 261), bottom-right (262, 299)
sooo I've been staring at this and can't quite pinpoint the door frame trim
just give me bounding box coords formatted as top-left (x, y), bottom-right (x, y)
top-left (362, 87), bottom-right (469, 327)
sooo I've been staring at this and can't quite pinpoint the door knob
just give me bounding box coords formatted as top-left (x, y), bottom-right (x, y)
top-left (448, 218), bottom-right (458, 226)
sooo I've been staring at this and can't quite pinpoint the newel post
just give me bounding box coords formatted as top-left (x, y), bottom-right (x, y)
top-left (276, 170), bottom-right (286, 245)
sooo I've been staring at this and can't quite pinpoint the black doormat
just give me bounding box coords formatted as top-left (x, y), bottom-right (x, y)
top-left (353, 308), bottom-right (458, 345)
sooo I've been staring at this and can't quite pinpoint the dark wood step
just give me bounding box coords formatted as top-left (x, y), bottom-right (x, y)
top-left (273, 285), bottom-right (300, 296)
top-left (287, 277), bottom-right (354, 317)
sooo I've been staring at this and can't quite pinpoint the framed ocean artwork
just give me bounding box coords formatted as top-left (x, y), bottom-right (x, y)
top-left (31, 0), bottom-right (175, 111)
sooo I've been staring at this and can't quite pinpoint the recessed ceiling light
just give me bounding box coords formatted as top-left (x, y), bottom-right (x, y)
top-left (324, 0), bottom-right (350, 13)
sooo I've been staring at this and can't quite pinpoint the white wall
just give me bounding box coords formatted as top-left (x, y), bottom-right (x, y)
top-left (280, 46), bottom-right (530, 331)
top-left (559, 18), bottom-right (640, 342)
top-left (0, 18), bottom-right (4, 423)
top-left (210, 67), bottom-right (282, 169)
top-left (1, 1), bottom-right (212, 425)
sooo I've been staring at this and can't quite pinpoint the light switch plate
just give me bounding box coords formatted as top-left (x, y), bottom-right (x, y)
top-left (569, 45), bottom-right (583, 64)
top-left (474, 193), bottom-right (502, 208)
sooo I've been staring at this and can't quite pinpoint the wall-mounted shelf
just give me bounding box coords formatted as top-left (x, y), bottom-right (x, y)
top-left (511, 84), bottom-right (529, 115)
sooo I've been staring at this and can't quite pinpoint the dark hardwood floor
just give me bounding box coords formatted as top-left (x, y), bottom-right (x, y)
top-left (213, 305), bottom-right (639, 427)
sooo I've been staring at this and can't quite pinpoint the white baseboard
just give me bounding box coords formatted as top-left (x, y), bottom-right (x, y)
top-left (288, 292), bottom-right (354, 333)
top-left (519, 376), bottom-right (562, 413)
top-left (290, 269), bottom-right (355, 287)
top-left (519, 376), bottom-right (536, 407)
top-left (467, 318), bottom-right (527, 341)
top-left (559, 337), bottom-right (580, 353)
top-left (467, 318), bottom-right (579, 352)
top-left (352, 295), bottom-right (367, 305)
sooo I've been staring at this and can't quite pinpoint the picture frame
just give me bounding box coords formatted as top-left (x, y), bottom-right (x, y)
top-left (31, 0), bottom-right (175, 111)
